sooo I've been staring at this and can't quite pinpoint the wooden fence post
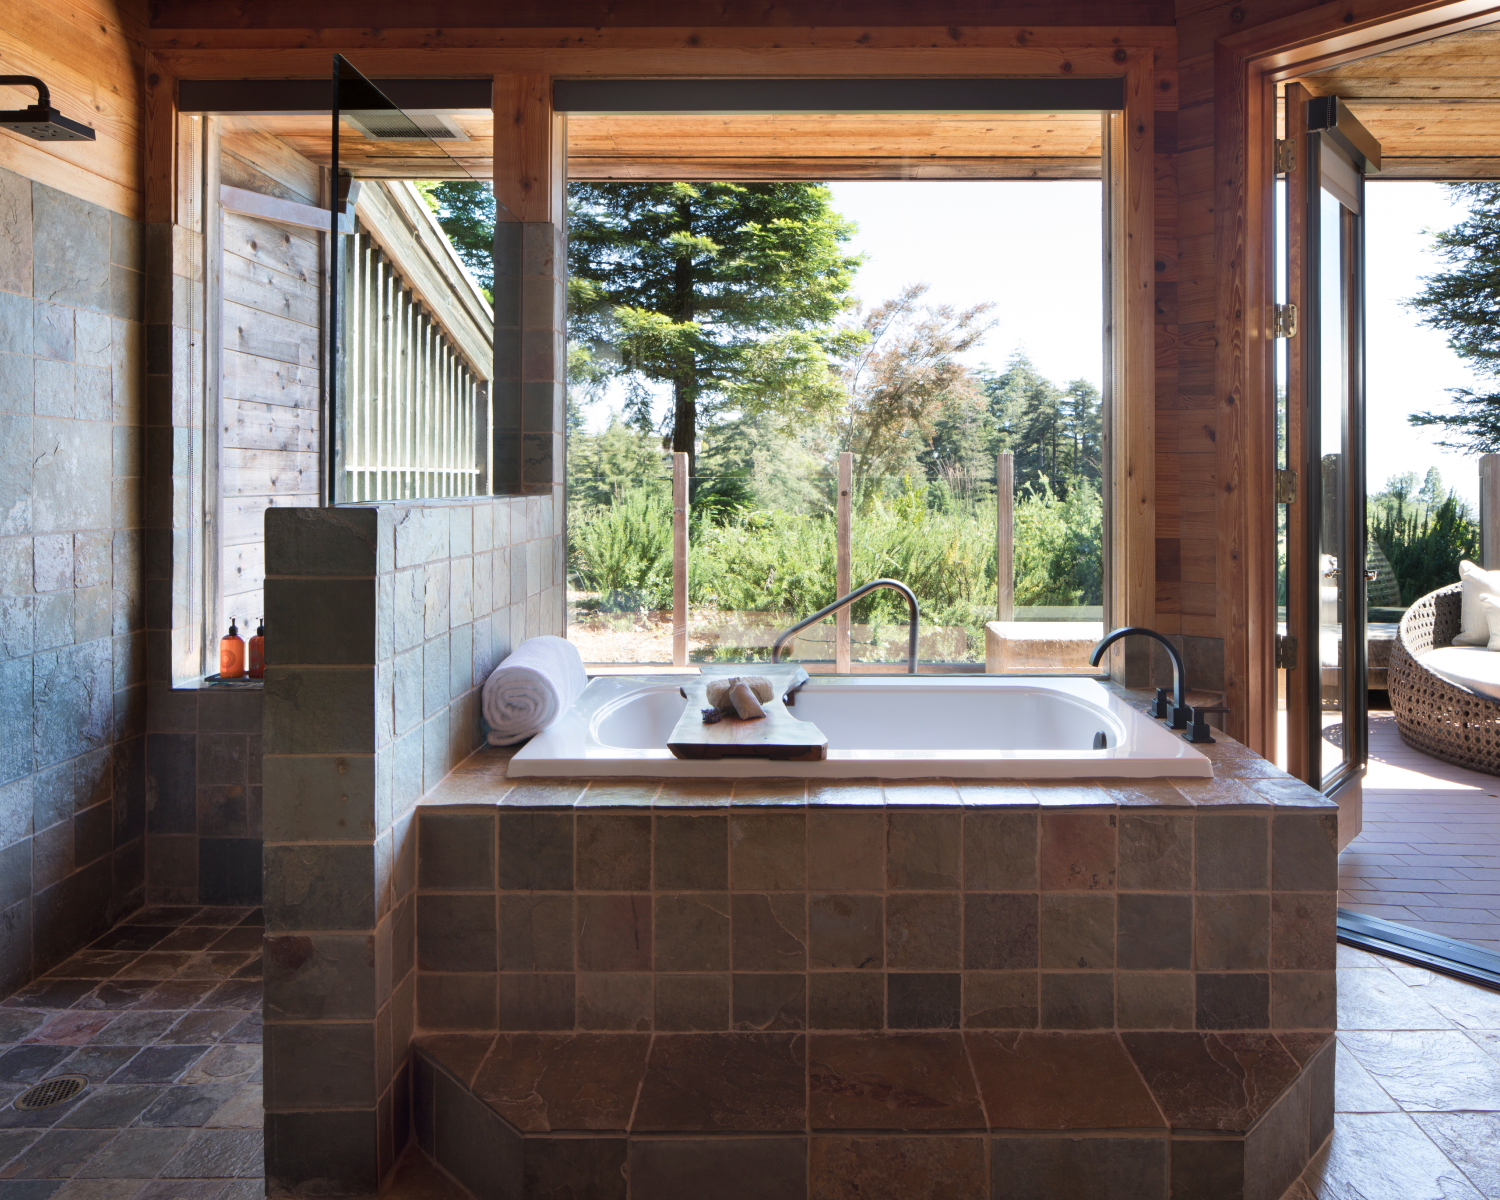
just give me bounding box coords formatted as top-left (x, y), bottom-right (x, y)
top-left (997, 451), bottom-right (1014, 622)
top-left (1483, 454), bottom-right (1500, 571)
top-left (837, 452), bottom-right (852, 673)
top-left (673, 452), bottom-right (689, 669)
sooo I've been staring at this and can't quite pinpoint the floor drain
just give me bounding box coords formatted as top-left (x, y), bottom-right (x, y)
top-left (14, 1075), bottom-right (86, 1110)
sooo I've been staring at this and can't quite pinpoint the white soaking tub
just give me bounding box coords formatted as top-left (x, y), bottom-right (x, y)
top-left (507, 675), bottom-right (1213, 779)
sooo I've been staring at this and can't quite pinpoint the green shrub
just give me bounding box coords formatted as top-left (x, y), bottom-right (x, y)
top-left (569, 473), bottom-right (1105, 643)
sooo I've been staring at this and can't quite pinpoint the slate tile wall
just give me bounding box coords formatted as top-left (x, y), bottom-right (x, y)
top-left (261, 495), bottom-right (562, 1196)
top-left (410, 795), bottom-right (1339, 1040)
top-left (0, 164), bottom-right (148, 994)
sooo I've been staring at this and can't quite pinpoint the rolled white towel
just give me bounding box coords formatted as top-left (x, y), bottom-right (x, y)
top-left (481, 635), bottom-right (588, 746)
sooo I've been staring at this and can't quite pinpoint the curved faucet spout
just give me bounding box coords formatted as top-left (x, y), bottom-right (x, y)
top-left (1090, 626), bottom-right (1189, 729)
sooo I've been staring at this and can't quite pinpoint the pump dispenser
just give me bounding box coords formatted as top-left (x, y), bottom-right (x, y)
top-left (220, 617), bottom-right (245, 680)
top-left (249, 618), bottom-right (265, 679)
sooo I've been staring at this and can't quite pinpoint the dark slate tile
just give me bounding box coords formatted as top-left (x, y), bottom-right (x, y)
top-left (809, 894), bottom-right (882, 971)
top-left (73, 982), bottom-right (154, 1011)
top-left (109, 1045), bottom-right (208, 1084)
top-left (524, 1137), bottom-right (626, 1200)
top-left (418, 896), bottom-right (497, 973)
top-left (1196, 816), bottom-right (1268, 891)
top-left (144, 734), bottom-right (196, 835)
top-left (497, 813), bottom-right (572, 891)
top-left (419, 813), bottom-right (495, 890)
top-left (136, 1083), bottom-right (237, 1128)
top-left (1196, 974), bottom-right (1271, 1031)
top-left (75, 1127), bottom-right (192, 1178)
top-left (5, 980), bottom-right (95, 1010)
top-left (992, 1135), bottom-right (1167, 1200)
top-left (264, 1108), bottom-right (378, 1197)
top-left (629, 1138), bottom-right (806, 1200)
top-left (0, 1045), bottom-right (73, 1083)
top-left (88, 1011), bottom-right (179, 1045)
top-left (54, 1045), bottom-right (141, 1084)
top-left (1040, 973), bottom-right (1115, 1030)
top-left (887, 973), bottom-right (961, 1030)
top-left (55, 1083), bottom-right (159, 1128)
top-left (634, 1033), bottom-right (805, 1133)
top-left (1, 1127), bottom-right (113, 1179)
top-left (88, 926), bottom-right (169, 954)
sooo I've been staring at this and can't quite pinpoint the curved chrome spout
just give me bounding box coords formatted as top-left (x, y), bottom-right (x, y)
top-left (771, 579), bottom-right (920, 675)
top-left (1090, 626), bottom-right (1189, 729)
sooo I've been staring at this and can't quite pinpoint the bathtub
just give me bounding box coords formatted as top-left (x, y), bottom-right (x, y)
top-left (507, 675), bottom-right (1214, 779)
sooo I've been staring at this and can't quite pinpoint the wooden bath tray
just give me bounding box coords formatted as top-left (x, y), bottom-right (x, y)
top-left (667, 666), bottom-right (827, 761)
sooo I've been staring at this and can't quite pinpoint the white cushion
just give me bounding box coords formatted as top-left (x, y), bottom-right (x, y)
top-left (1420, 646), bottom-right (1500, 701)
top-left (1454, 560), bottom-right (1500, 646)
top-left (1482, 593), bottom-right (1500, 651)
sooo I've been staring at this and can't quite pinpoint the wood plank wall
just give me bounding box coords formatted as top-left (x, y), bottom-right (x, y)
top-left (217, 132), bottom-right (323, 628)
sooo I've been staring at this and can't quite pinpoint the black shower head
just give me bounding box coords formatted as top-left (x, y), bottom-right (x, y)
top-left (0, 76), bottom-right (95, 142)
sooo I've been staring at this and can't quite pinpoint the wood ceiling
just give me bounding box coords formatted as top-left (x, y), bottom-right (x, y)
top-left (1299, 25), bottom-right (1500, 179)
top-left (217, 111), bottom-right (1103, 182)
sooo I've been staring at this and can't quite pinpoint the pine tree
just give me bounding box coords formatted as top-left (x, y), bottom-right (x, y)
top-left (567, 182), bottom-right (864, 481)
top-left (1408, 183), bottom-right (1500, 451)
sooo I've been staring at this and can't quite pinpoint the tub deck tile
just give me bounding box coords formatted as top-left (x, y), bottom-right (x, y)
top-left (807, 1033), bottom-right (985, 1131)
top-left (964, 1031), bottom-right (1166, 1130)
top-left (1122, 1031), bottom-right (1303, 1134)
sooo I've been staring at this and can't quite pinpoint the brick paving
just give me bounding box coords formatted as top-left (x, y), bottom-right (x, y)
top-left (0, 906), bottom-right (263, 1200)
top-left (1338, 711), bottom-right (1500, 954)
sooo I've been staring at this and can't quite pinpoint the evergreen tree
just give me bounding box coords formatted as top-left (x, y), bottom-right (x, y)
top-left (414, 181), bottom-right (496, 299)
top-left (568, 182), bottom-right (864, 480)
top-left (1408, 183), bottom-right (1500, 451)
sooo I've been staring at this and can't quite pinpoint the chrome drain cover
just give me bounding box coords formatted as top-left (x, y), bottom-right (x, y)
top-left (14, 1075), bottom-right (86, 1110)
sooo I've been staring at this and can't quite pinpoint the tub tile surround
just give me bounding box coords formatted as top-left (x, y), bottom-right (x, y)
top-left (402, 725), bottom-right (1339, 1200)
top-left (259, 497), bottom-right (562, 1196)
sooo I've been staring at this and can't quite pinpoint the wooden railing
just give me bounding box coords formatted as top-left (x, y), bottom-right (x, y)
top-left (338, 182), bottom-right (493, 502)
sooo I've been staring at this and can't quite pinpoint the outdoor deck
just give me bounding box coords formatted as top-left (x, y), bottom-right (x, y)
top-left (1338, 711), bottom-right (1500, 955)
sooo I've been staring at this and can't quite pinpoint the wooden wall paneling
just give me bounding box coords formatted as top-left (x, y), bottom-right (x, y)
top-left (144, 54), bottom-right (175, 225)
top-left (147, 35), bottom-right (1173, 82)
top-left (220, 128), bottom-right (322, 204)
top-left (0, 0), bottom-right (145, 216)
top-left (1109, 51), bottom-right (1158, 683)
top-left (146, 2), bottom-right (1179, 29)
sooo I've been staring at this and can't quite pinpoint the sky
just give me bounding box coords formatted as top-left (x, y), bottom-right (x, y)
top-left (573, 177), bottom-right (1490, 513)
top-left (1364, 181), bottom-right (1487, 509)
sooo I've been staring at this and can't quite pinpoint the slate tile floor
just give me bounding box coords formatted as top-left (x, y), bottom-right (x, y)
top-left (1338, 710), bottom-right (1500, 953)
top-left (1286, 943), bottom-right (1500, 1199)
top-left (0, 906), bottom-right (263, 1200)
top-left (0, 907), bottom-right (1494, 1200)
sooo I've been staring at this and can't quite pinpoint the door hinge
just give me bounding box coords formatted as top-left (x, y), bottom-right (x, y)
top-left (1275, 468), bottom-right (1298, 505)
top-left (1272, 302), bottom-right (1298, 339)
top-left (1276, 634), bottom-right (1298, 670)
top-left (1275, 138), bottom-right (1297, 174)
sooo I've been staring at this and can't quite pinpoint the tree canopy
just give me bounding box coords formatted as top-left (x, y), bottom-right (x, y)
top-left (567, 182), bottom-right (864, 479)
top-left (1408, 182), bottom-right (1500, 452)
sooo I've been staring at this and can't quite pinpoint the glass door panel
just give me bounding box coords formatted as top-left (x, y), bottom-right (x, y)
top-left (1281, 87), bottom-right (1375, 793)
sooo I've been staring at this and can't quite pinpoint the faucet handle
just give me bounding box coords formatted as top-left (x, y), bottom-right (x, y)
top-left (1147, 688), bottom-right (1172, 720)
top-left (1183, 705), bottom-right (1230, 744)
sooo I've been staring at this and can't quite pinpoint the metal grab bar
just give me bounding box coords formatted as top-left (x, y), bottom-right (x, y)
top-left (771, 579), bottom-right (920, 675)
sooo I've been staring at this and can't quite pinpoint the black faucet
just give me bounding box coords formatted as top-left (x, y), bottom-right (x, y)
top-left (1090, 626), bottom-right (1190, 731)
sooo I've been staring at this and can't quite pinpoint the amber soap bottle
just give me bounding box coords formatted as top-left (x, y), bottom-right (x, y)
top-left (249, 619), bottom-right (265, 679)
top-left (220, 618), bottom-right (245, 680)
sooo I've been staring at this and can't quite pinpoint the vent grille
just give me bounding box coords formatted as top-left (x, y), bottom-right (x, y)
top-left (14, 1075), bottom-right (86, 1110)
top-left (343, 111), bottom-right (470, 142)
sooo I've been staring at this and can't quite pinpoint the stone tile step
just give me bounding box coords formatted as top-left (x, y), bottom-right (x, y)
top-left (410, 1030), bottom-right (1334, 1199)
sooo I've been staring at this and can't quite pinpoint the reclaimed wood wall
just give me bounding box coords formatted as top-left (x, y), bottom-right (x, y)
top-left (217, 136), bottom-right (323, 628)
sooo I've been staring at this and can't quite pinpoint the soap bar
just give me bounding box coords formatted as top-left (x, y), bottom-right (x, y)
top-left (705, 675), bottom-right (773, 708)
top-left (727, 681), bottom-right (766, 720)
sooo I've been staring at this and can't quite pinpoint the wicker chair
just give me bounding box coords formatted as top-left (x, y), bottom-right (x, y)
top-left (1388, 582), bottom-right (1500, 776)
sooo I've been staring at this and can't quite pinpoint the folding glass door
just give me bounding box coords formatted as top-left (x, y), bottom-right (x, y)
top-left (1280, 86), bottom-right (1380, 796)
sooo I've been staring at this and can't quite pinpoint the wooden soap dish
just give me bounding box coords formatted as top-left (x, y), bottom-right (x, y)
top-left (666, 665), bottom-right (827, 761)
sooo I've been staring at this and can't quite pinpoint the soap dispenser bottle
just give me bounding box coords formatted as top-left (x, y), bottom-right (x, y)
top-left (220, 617), bottom-right (245, 680)
top-left (248, 618), bottom-right (265, 679)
